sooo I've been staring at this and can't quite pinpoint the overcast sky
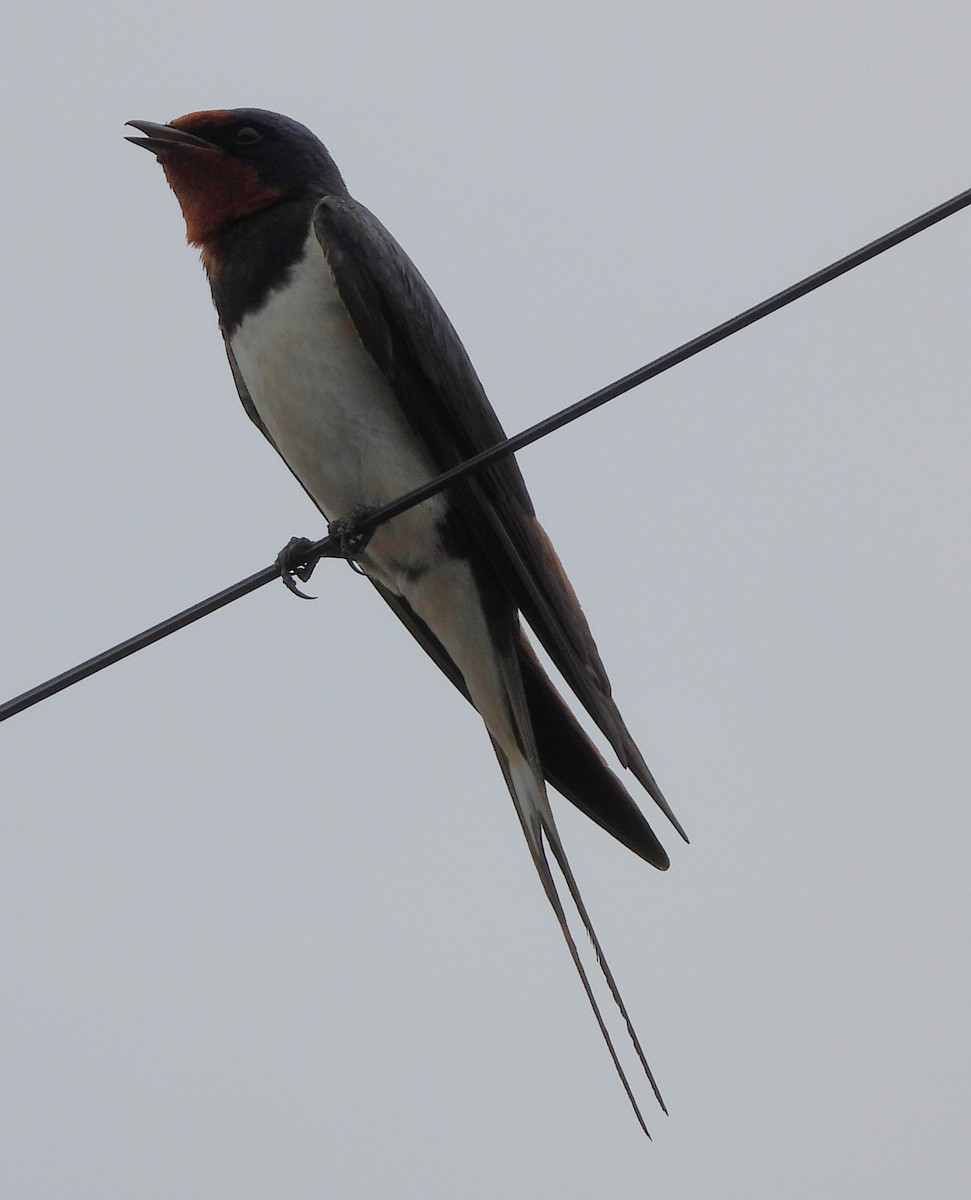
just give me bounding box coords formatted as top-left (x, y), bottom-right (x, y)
top-left (2, 3), bottom-right (969, 1197)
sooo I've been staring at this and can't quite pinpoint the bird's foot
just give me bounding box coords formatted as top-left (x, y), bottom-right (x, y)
top-left (275, 506), bottom-right (376, 594)
top-left (275, 536), bottom-right (320, 599)
top-left (328, 505), bottom-right (376, 576)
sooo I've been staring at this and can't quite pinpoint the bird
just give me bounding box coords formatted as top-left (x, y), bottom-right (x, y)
top-left (127, 108), bottom-right (686, 1135)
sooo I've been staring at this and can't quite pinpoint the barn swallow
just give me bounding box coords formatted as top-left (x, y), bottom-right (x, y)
top-left (127, 109), bottom-right (686, 1134)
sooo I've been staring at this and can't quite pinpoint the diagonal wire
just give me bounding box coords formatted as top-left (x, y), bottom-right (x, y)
top-left (3, 179), bottom-right (970, 725)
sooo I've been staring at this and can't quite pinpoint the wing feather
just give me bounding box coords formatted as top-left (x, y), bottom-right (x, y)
top-left (312, 196), bottom-right (684, 839)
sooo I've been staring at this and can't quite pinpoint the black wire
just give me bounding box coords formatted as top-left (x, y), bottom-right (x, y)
top-left (3, 180), bottom-right (970, 725)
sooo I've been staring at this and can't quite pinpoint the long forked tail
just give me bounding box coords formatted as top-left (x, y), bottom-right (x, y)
top-left (493, 746), bottom-right (666, 1136)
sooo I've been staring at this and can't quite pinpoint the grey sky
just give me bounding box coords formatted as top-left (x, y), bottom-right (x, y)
top-left (2, 3), bottom-right (969, 1197)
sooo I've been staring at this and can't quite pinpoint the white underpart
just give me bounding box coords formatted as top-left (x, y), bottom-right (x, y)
top-left (229, 231), bottom-right (519, 755)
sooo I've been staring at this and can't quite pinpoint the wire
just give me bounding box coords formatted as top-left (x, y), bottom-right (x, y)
top-left (2, 179), bottom-right (970, 725)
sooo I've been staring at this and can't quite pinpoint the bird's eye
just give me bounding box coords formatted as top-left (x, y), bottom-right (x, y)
top-left (234, 126), bottom-right (262, 144)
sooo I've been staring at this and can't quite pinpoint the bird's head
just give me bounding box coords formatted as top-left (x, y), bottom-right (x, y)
top-left (126, 108), bottom-right (345, 250)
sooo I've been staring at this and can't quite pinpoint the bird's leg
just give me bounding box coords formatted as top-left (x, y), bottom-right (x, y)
top-left (275, 504), bottom-right (377, 595)
top-left (328, 504), bottom-right (376, 575)
top-left (275, 536), bottom-right (320, 599)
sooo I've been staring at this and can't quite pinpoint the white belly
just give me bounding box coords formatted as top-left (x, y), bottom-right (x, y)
top-left (229, 231), bottom-right (448, 589)
top-left (229, 229), bottom-right (518, 752)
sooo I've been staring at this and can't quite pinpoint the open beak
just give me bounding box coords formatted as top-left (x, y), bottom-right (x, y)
top-left (125, 120), bottom-right (221, 156)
